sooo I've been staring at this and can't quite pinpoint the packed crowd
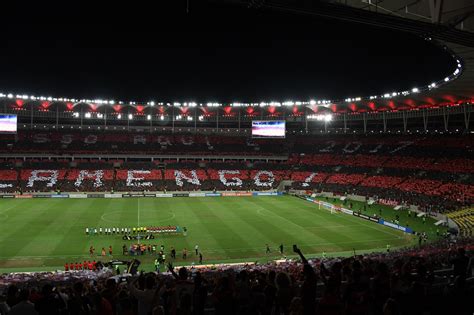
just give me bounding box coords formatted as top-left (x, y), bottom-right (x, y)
top-left (0, 163), bottom-right (472, 212)
top-left (0, 132), bottom-right (472, 157)
top-left (0, 237), bottom-right (472, 315)
top-left (0, 133), bottom-right (472, 212)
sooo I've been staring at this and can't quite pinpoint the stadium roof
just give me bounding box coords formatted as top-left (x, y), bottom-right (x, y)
top-left (0, 0), bottom-right (473, 115)
top-left (1, 41), bottom-right (470, 114)
top-left (336, 0), bottom-right (474, 34)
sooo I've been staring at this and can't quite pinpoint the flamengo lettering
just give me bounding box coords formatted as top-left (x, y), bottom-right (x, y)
top-left (127, 170), bottom-right (152, 187)
top-left (219, 170), bottom-right (243, 187)
top-left (27, 170), bottom-right (58, 188)
top-left (175, 170), bottom-right (201, 187)
top-left (24, 169), bottom-right (279, 189)
top-left (254, 170), bottom-right (274, 187)
top-left (75, 170), bottom-right (104, 188)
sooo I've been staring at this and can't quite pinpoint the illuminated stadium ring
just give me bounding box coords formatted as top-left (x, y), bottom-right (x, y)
top-left (0, 40), bottom-right (465, 115)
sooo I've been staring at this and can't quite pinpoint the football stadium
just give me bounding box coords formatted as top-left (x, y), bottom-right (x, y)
top-left (0, 0), bottom-right (473, 314)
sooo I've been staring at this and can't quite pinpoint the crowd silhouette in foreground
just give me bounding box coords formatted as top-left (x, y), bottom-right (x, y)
top-left (0, 237), bottom-right (472, 315)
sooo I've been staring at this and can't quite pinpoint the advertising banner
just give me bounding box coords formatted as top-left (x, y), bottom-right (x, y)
top-left (189, 192), bottom-right (206, 197)
top-left (379, 220), bottom-right (412, 233)
top-left (0, 195), bottom-right (15, 198)
top-left (340, 208), bottom-right (354, 215)
top-left (253, 192), bottom-right (278, 196)
top-left (156, 194), bottom-right (173, 198)
top-left (222, 192), bottom-right (237, 197)
top-left (122, 193), bottom-right (152, 198)
top-left (87, 194), bottom-right (104, 198)
top-left (69, 194), bottom-right (88, 199)
top-left (104, 194), bottom-right (122, 199)
top-left (172, 193), bottom-right (189, 197)
top-left (236, 192), bottom-right (253, 197)
top-left (51, 194), bottom-right (69, 198)
top-left (205, 193), bottom-right (221, 197)
top-left (353, 212), bottom-right (379, 222)
top-left (222, 192), bottom-right (253, 197)
top-left (15, 194), bottom-right (33, 199)
top-left (33, 194), bottom-right (51, 198)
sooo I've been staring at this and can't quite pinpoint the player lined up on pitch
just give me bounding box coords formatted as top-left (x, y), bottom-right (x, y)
top-left (85, 225), bottom-right (185, 235)
top-left (64, 260), bottom-right (98, 271)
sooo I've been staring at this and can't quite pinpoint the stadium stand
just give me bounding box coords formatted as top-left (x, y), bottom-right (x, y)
top-left (0, 238), bottom-right (472, 315)
top-left (447, 209), bottom-right (474, 236)
top-left (1, 132), bottom-right (473, 157)
top-left (0, 132), bottom-right (473, 212)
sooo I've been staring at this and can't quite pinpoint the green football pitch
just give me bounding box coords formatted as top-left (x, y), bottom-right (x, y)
top-left (0, 195), bottom-right (444, 273)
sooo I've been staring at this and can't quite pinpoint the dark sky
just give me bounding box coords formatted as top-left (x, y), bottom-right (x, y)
top-left (0, 1), bottom-right (457, 103)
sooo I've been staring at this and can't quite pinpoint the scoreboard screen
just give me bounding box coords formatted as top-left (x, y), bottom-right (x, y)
top-left (0, 114), bottom-right (17, 133)
top-left (252, 120), bottom-right (285, 138)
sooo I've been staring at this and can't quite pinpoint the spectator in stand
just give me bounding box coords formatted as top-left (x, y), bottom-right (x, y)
top-left (213, 275), bottom-right (235, 315)
top-left (167, 263), bottom-right (194, 315)
top-left (294, 245), bottom-right (317, 315)
top-left (67, 282), bottom-right (92, 314)
top-left (0, 237), bottom-right (471, 315)
top-left (193, 272), bottom-right (208, 315)
top-left (100, 278), bottom-right (118, 314)
top-left (6, 285), bottom-right (18, 308)
top-left (8, 289), bottom-right (38, 315)
top-left (452, 247), bottom-right (471, 280)
top-left (274, 272), bottom-right (293, 315)
top-left (127, 275), bottom-right (157, 315)
top-left (34, 284), bottom-right (65, 315)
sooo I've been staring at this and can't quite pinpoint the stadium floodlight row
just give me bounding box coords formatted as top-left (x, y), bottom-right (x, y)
top-left (0, 38), bottom-right (468, 115)
top-left (1, 34), bottom-right (473, 134)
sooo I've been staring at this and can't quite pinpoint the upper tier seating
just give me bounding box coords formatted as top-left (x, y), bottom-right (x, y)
top-left (0, 132), bottom-right (472, 159)
top-left (0, 133), bottom-right (472, 211)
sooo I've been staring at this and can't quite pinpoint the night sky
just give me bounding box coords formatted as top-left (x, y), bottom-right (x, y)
top-left (0, 1), bottom-right (457, 103)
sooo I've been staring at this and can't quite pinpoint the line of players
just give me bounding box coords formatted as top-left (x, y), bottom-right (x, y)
top-left (86, 227), bottom-right (148, 235)
top-left (85, 226), bottom-right (180, 235)
top-left (64, 260), bottom-right (98, 272)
